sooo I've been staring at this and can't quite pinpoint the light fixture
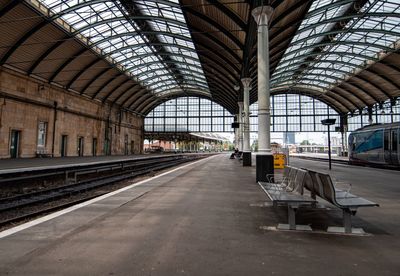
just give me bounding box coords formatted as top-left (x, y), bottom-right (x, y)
top-left (234, 84), bottom-right (240, 91)
top-left (321, 119), bottom-right (336, 171)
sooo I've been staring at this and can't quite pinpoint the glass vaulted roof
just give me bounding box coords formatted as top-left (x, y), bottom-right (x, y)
top-left (38, 0), bottom-right (210, 97)
top-left (272, 0), bottom-right (400, 93)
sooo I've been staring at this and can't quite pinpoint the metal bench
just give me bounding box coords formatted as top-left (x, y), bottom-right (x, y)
top-left (306, 170), bottom-right (379, 234)
top-left (258, 167), bottom-right (316, 231)
top-left (266, 165), bottom-right (292, 189)
top-left (36, 149), bottom-right (52, 158)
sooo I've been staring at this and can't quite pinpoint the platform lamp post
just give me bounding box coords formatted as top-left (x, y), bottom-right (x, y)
top-left (321, 119), bottom-right (336, 170)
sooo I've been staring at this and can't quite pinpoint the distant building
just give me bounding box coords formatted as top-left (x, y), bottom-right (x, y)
top-left (144, 140), bottom-right (174, 151)
top-left (283, 132), bottom-right (295, 145)
top-left (331, 136), bottom-right (341, 146)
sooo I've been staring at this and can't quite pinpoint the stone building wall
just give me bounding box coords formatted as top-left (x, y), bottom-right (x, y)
top-left (0, 68), bottom-right (144, 158)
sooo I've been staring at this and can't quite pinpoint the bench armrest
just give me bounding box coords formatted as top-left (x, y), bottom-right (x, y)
top-left (266, 174), bottom-right (288, 184)
top-left (335, 181), bottom-right (352, 197)
top-left (266, 174), bottom-right (292, 193)
top-left (266, 174), bottom-right (276, 183)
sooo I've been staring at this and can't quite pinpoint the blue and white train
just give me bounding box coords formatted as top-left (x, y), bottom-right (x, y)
top-left (349, 122), bottom-right (400, 168)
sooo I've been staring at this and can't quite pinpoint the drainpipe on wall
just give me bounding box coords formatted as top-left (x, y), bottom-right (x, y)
top-left (0, 98), bottom-right (5, 129)
top-left (51, 101), bottom-right (57, 157)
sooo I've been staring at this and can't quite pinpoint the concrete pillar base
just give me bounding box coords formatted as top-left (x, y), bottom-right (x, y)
top-left (256, 154), bottom-right (274, 182)
top-left (243, 151), bottom-right (252, 166)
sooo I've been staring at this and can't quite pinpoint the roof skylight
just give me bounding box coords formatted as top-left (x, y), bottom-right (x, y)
top-left (272, 0), bottom-right (400, 92)
top-left (36, 0), bottom-right (210, 98)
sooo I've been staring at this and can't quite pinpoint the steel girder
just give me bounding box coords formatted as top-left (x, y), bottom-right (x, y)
top-left (94, 74), bottom-right (126, 102)
top-left (120, 88), bottom-right (149, 108)
top-left (70, 16), bottom-right (187, 36)
top-left (180, 7), bottom-right (244, 50)
top-left (365, 66), bottom-right (400, 93)
top-left (332, 86), bottom-right (369, 107)
top-left (273, 59), bottom-right (364, 75)
top-left (111, 85), bottom-right (143, 106)
top-left (277, 51), bottom-right (379, 68)
top-left (89, 31), bottom-right (192, 49)
top-left (291, 29), bottom-right (400, 48)
top-left (114, 52), bottom-right (200, 67)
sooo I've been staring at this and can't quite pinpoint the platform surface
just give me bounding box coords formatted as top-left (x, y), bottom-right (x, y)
top-left (0, 154), bottom-right (148, 171)
top-left (290, 152), bottom-right (349, 161)
top-left (0, 154), bottom-right (399, 275)
top-left (0, 153), bottom-right (209, 174)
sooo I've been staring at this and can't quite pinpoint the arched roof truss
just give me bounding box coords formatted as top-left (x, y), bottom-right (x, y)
top-left (42, 0), bottom-right (210, 97)
top-left (1, 0), bottom-right (400, 116)
top-left (180, 0), bottom-right (314, 113)
top-left (272, 0), bottom-right (400, 114)
top-left (0, 0), bottom-right (211, 115)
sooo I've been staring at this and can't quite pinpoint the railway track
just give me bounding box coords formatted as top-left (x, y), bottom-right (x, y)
top-left (0, 154), bottom-right (208, 228)
top-left (290, 155), bottom-right (349, 165)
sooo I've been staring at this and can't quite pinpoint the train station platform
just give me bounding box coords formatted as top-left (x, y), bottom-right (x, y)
top-left (290, 152), bottom-right (349, 162)
top-left (0, 154), bottom-right (399, 275)
top-left (0, 154), bottom-right (164, 172)
top-left (0, 154), bottom-right (198, 174)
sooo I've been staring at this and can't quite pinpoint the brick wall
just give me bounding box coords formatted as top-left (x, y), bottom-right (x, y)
top-left (0, 68), bottom-right (144, 158)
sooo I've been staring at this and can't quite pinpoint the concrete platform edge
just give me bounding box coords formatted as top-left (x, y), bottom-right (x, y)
top-left (0, 155), bottom-right (217, 239)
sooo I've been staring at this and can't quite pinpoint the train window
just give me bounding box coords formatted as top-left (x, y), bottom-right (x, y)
top-left (384, 131), bottom-right (389, 151)
top-left (393, 131), bottom-right (398, 151)
top-left (354, 130), bottom-right (383, 153)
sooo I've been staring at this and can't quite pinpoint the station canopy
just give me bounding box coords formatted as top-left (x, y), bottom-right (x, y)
top-left (0, 0), bottom-right (399, 115)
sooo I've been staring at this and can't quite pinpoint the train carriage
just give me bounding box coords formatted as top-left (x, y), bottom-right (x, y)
top-left (349, 122), bottom-right (400, 168)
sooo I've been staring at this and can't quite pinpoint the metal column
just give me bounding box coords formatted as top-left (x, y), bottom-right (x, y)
top-left (242, 78), bottom-right (252, 166)
top-left (252, 6), bottom-right (274, 181)
top-left (235, 114), bottom-right (239, 150)
top-left (238, 102), bottom-right (244, 153)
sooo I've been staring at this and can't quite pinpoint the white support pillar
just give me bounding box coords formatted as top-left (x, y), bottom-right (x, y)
top-left (242, 78), bottom-right (251, 152)
top-left (252, 6), bottom-right (273, 153)
top-left (235, 114), bottom-right (239, 150)
top-left (242, 78), bottom-right (252, 166)
top-left (252, 6), bottom-right (274, 180)
top-left (238, 102), bottom-right (244, 152)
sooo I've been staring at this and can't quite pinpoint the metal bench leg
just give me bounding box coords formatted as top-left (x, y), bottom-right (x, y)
top-left (343, 209), bottom-right (352, 234)
top-left (288, 206), bottom-right (296, 230)
top-left (277, 205), bottom-right (312, 231)
top-left (327, 208), bottom-right (366, 235)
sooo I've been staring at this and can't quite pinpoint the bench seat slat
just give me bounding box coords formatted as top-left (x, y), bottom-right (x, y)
top-left (259, 181), bottom-right (285, 189)
top-left (336, 197), bottom-right (379, 208)
top-left (258, 181), bottom-right (316, 204)
top-left (269, 193), bottom-right (316, 204)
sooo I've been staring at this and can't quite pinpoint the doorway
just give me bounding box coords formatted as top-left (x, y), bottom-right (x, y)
top-left (124, 135), bottom-right (129, 155)
top-left (10, 130), bottom-right (21, 158)
top-left (92, 138), bottom-right (97, 156)
top-left (131, 140), bottom-right (135, 154)
top-left (61, 135), bottom-right (68, 157)
top-left (104, 127), bottom-right (112, 155)
top-left (77, 136), bottom-right (84, 156)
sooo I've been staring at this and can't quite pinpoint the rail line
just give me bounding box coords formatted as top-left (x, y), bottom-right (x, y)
top-left (0, 154), bottom-right (210, 228)
top-left (290, 155), bottom-right (349, 165)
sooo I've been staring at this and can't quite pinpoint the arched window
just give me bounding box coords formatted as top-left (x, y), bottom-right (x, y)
top-left (347, 98), bottom-right (400, 131)
top-left (250, 94), bottom-right (340, 132)
top-left (145, 95), bottom-right (345, 133)
top-left (145, 97), bottom-right (233, 132)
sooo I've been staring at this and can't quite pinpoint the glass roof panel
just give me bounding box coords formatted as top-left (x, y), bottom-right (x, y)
top-left (37, 0), bottom-right (209, 98)
top-left (273, 0), bottom-right (400, 92)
